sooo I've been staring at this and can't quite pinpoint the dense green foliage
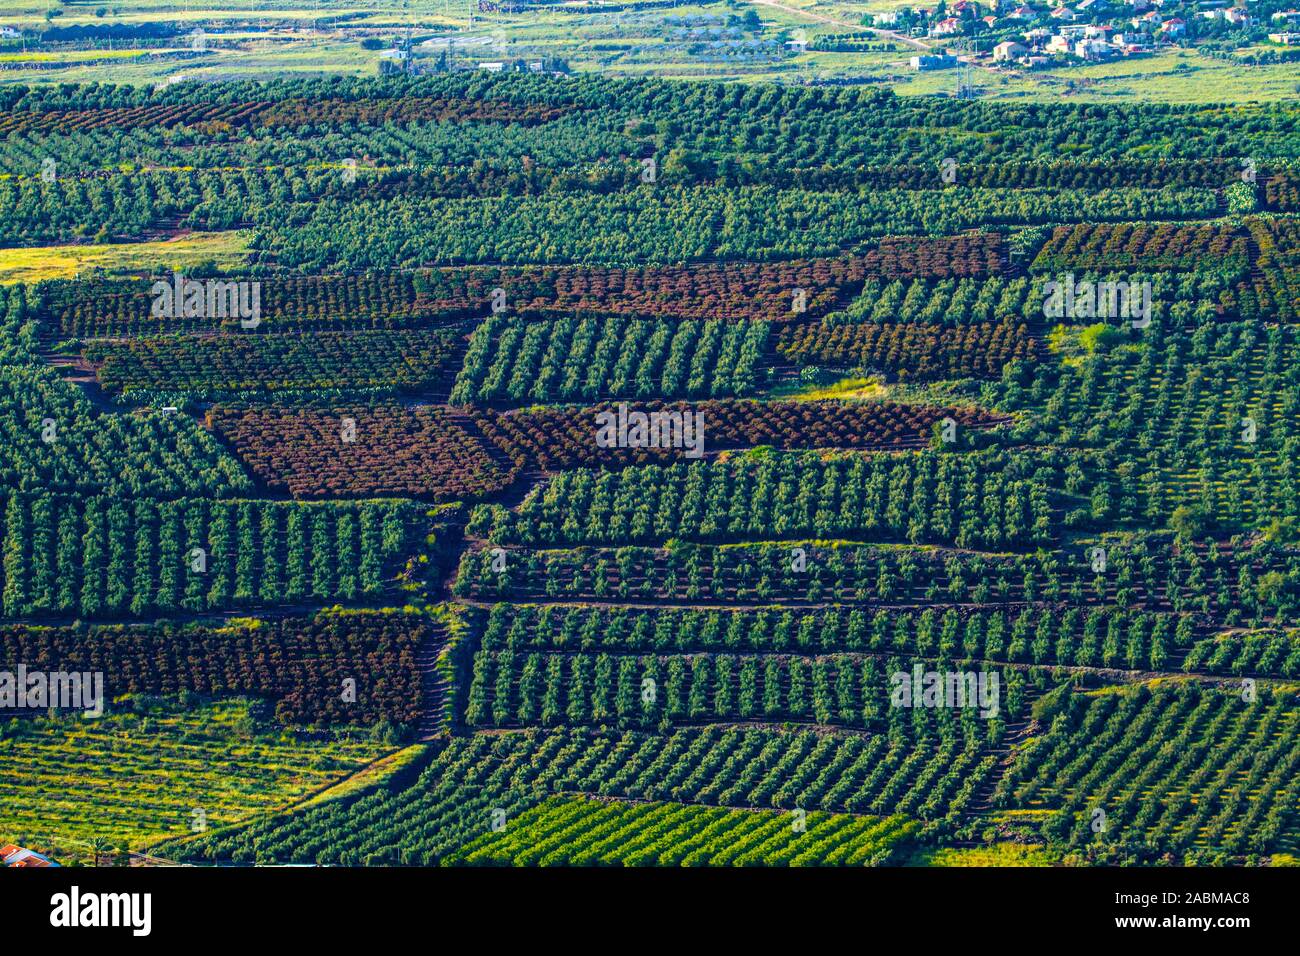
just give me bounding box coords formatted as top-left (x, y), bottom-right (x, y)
top-left (6, 73), bottom-right (1300, 868)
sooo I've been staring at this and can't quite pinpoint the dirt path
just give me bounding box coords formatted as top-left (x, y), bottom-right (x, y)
top-left (748, 0), bottom-right (931, 51)
top-left (748, 0), bottom-right (1007, 74)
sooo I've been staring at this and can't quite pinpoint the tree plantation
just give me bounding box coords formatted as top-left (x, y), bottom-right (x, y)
top-left (2, 69), bottom-right (1299, 881)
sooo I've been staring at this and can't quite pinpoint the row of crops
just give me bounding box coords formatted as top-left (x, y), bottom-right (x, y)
top-left (5, 73), bottom-right (1300, 869)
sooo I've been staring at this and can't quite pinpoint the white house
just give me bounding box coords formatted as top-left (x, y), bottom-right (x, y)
top-left (1075, 38), bottom-right (1114, 57)
top-left (930, 16), bottom-right (963, 35)
top-left (994, 39), bottom-right (1029, 58)
top-left (1161, 16), bottom-right (1187, 33)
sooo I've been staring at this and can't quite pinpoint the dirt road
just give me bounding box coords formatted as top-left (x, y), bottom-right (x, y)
top-left (748, 0), bottom-right (932, 52)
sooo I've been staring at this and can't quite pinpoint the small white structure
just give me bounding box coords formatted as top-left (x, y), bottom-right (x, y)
top-left (1074, 38), bottom-right (1114, 57)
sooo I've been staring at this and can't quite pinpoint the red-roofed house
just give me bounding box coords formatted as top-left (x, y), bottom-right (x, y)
top-left (931, 16), bottom-right (964, 34)
top-left (1161, 16), bottom-right (1186, 34)
top-left (1, 844), bottom-right (59, 867)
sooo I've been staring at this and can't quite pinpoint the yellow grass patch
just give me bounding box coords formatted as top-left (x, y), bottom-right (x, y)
top-left (0, 231), bottom-right (250, 285)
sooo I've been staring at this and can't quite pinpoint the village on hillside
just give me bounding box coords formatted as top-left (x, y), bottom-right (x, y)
top-left (863, 0), bottom-right (1300, 69)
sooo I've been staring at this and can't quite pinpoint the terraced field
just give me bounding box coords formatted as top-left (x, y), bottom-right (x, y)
top-left (0, 70), bottom-right (1298, 879)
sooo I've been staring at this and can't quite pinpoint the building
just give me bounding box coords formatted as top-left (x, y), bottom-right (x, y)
top-left (1269, 30), bottom-right (1300, 42)
top-left (1009, 4), bottom-right (1038, 17)
top-left (994, 39), bottom-right (1029, 58)
top-left (1161, 16), bottom-right (1186, 33)
top-left (477, 61), bottom-right (505, 72)
top-left (910, 52), bottom-right (959, 68)
top-left (0, 27), bottom-right (20, 38)
top-left (1, 844), bottom-right (59, 867)
top-left (930, 16), bottom-right (963, 35)
top-left (1075, 38), bottom-right (1115, 57)
top-left (1050, 6), bottom-right (1080, 18)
